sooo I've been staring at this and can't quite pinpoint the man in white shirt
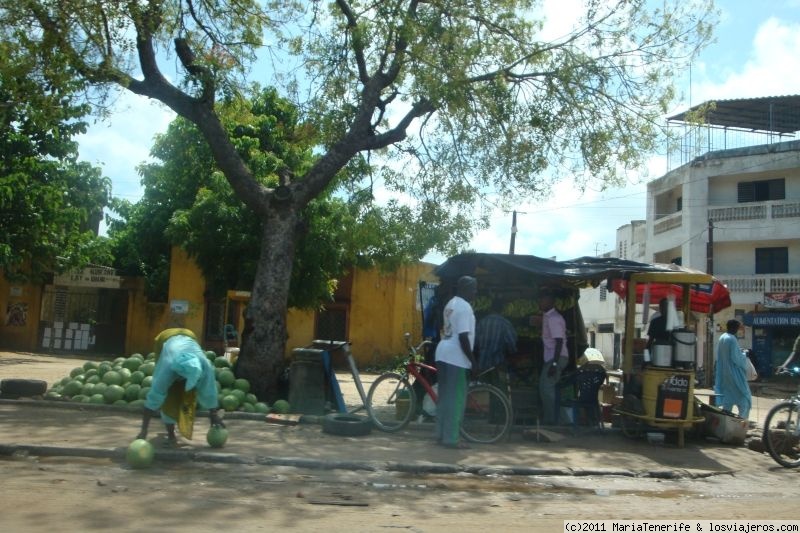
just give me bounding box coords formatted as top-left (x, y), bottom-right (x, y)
top-left (434, 275), bottom-right (478, 449)
top-left (538, 291), bottom-right (568, 425)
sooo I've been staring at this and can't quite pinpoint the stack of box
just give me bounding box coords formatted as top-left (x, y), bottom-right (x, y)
top-left (42, 322), bottom-right (94, 351)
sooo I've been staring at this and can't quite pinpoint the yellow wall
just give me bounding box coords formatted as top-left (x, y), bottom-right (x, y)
top-left (347, 262), bottom-right (437, 367)
top-left (2, 249), bottom-right (439, 369)
top-left (167, 247), bottom-right (207, 335)
top-left (123, 277), bottom-right (169, 356)
top-left (0, 273), bottom-right (43, 351)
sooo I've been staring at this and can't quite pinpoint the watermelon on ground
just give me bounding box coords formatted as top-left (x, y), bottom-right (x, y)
top-left (139, 362), bottom-right (156, 376)
top-left (125, 384), bottom-right (141, 402)
top-left (89, 394), bottom-right (105, 404)
top-left (233, 378), bottom-right (250, 393)
top-left (82, 383), bottom-right (96, 396)
top-left (129, 371), bottom-right (145, 385)
top-left (214, 358), bottom-right (231, 369)
top-left (229, 389), bottom-right (246, 404)
top-left (93, 382), bottom-right (108, 395)
top-left (218, 369), bottom-right (235, 388)
top-left (254, 402), bottom-right (270, 414)
top-left (98, 362), bottom-right (113, 376)
top-left (221, 394), bottom-right (239, 412)
top-left (272, 399), bottom-right (291, 414)
top-left (126, 439), bottom-right (155, 469)
top-left (103, 370), bottom-right (123, 386)
top-left (103, 384), bottom-right (125, 404)
top-left (122, 357), bottom-right (142, 372)
top-left (245, 393), bottom-right (258, 405)
top-left (206, 426), bottom-right (229, 448)
top-left (83, 361), bottom-right (98, 372)
top-left (241, 403), bottom-right (255, 413)
top-left (70, 367), bottom-right (84, 378)
top-left (138, 386), bottom-right (150, 400)
top-left (141, 376), bottom-right (153, 387)
top-left (62, 380), bottom-right (83, 397)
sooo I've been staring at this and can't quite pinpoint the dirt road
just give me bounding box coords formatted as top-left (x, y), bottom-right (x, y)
top-left (1, 350), bottom-right (799, 532)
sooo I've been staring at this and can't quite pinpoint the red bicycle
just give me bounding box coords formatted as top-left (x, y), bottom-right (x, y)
top-left (365, 333), bottom-right (512, 444)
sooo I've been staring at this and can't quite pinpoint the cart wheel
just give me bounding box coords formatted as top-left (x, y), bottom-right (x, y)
top-left (620, 414), bottom-right (644, 439)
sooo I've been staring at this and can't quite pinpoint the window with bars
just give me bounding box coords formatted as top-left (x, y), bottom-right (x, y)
top-left (738, 178), bottom-right (785, 203)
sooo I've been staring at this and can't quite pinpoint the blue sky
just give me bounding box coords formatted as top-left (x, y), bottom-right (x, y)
top-left (76, 1), bottom-right (800, 264)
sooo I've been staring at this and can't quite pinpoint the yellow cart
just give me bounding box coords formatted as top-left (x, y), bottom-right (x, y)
top-left (614, 270), bottom-right (715, 447)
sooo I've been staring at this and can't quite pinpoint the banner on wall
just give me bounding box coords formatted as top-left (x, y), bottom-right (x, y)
top-left (764, 292), bottom-right (800, 310)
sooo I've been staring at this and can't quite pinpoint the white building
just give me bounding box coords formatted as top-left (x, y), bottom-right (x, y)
top-left (582, 96), bottom-right (800, 377)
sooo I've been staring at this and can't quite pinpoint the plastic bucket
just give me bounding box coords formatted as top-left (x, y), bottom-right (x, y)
top-left (642, 367), bottom-right (694, 420)
top-left (651, 343), bottom-right (673, 367)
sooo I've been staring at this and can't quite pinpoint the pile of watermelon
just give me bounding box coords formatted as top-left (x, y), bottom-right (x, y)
top-left (43, 350), bottom-right (279, 414)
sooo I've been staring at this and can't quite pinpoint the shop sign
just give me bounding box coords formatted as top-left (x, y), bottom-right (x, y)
top-left (744, 313), bottom-right (800, 327)
top-left (764, 292), bottom-right (800, 310)
top-left (53, 267), bottom-right (121, 289)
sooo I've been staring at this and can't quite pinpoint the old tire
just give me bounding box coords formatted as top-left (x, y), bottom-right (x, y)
top-left (322, 413), bottom-right (373, 437)
top-left (0, 378), bottom-right (48, 399)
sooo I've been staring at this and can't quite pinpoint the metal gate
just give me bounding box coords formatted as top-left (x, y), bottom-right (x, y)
top-left (39, 286), bottom-right (128, 355)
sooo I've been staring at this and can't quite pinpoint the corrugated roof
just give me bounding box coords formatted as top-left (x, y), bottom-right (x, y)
top-left (667, 95), bottom-right (800, 134)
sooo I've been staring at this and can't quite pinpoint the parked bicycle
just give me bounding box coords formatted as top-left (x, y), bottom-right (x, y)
top-left (365, 333), bottom-right (512, 444)
top-left (762, 367), bottom-right (800, 467)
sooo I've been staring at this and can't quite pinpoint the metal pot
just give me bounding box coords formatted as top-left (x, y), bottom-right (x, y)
top-left (672, 329), bottom-right (696, 366)
top-left (651, 343), bottom-right (673, 367)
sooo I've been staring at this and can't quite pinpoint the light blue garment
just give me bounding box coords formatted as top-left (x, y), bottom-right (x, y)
top-left (145, 334), bottom-right (219, 423)
top-left (714, 332), bottom-right (751, 419)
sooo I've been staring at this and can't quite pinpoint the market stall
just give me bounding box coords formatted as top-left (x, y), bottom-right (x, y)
top-left (433, 253), bottom-right (731, 443)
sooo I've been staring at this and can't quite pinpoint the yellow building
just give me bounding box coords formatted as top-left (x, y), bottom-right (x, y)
top-left (1, 248), bottom-right (439, 368)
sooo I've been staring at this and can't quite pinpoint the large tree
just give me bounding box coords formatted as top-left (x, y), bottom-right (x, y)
top-left (0, 0), bottom-right (716, 398)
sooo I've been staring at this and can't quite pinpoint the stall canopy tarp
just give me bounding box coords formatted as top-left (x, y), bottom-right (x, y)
top-left (435, 253), bottom-right (701, 286)
top-left (434, 253), bottom-right (731, 313)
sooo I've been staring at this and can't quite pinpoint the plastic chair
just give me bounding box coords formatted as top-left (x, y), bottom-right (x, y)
top-left (560, 364), bottom-right (607, 432)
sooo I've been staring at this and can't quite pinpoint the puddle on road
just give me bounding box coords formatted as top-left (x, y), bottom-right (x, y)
top-left (369, 473), bottom-right (698, 500)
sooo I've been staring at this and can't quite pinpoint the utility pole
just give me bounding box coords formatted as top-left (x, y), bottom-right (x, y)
top-left (705, 218), bottom-right (715, 387)
top-left (509, 210), bottom-right (517, 255)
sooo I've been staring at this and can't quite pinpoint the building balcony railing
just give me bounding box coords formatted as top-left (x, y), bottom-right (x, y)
top-left (653, 212), bottom-right (682, 235)
top-left (708, 200), bottom-right (800, 223)
top-left (716, 274), bottom-right (800, 293)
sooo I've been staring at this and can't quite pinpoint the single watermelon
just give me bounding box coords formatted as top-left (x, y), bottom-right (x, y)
top-left (233, 378), bottom-right (250, 393)
top-left (206, 426), bottom-right (229, 448)
top-left (245, 393), bottom-right (258, 405)
top-left (141, 376), bottom-right (153, 388)
top-left (62, 380), bottom-right (83, 397)
top-left (82, 383), bottom-right (96, 396)
top-left (218, 369), bottom-right (235, 388)
top-left (272, 399), bottom-right (291, 414)
top-left (124, 384), bottom-right (141, 402)
top-left (103, 384), bottom-right (125, 404)
top-left (139, 362), bottom-right (156, 376)
top-left (229, 389), bottom-right (246, 404)
top-left (83, 361), bottom-right (98, 372)
top-left (254, 402), bottom-right (270, 414)
top-left (89, 393), bottom-right (105, 404)
top-left (129, 370), bottom-right (145, 385)
top-left (221, 394), bottom-right (240, 412)
top-left (93, 382), bottom-right (108, 395)
top-left (214, 358), bottom-right (231, 369)
top-left (86, 375), bottom-right (101, 385)
top-left (122, 357), bottom-right (142, 372)
top-left (69, 367), bottom-right (84, 378)
top-left (241, 403), bottom-right (255, 413)
top-left (103, 370), bottom-right (123, 386)
top-left (138, 386), bottom-right (150, 400)
top-left (126, 439), bottom-right (155, 469)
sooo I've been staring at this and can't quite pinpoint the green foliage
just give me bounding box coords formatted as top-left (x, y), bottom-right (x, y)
top-left (0, 47), bottom-right (111, 281)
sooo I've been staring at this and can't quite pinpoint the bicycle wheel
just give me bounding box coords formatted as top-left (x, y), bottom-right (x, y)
top-left (763, 400), bottom-right (800, 468)
top-left (366, 372), bottom-right (416, 432)
top-left (461, 383), bottom-right (511, 444)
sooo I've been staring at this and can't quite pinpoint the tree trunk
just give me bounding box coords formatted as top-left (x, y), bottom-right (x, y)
top-left (235, 205), bottom-right (299, 401)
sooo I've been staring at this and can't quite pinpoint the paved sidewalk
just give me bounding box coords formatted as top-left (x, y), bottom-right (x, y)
top-left (0, 399), bottom-right (775, 478)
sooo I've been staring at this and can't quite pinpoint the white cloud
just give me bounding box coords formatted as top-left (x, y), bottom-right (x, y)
top-left (691, 17), bottom-right (800, 102)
